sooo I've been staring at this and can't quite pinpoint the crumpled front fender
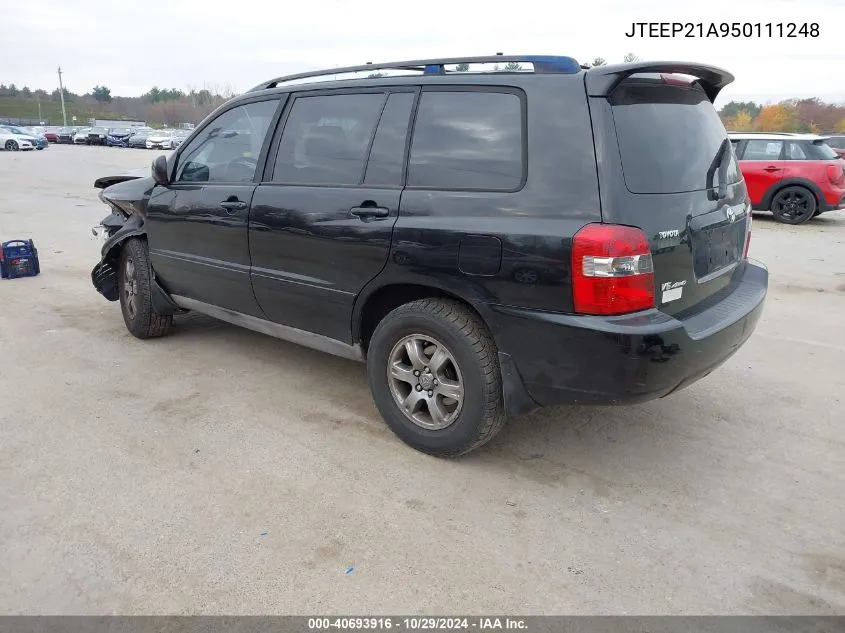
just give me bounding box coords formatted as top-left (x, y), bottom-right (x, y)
top-left (91, 212), bottom-right (179, 315)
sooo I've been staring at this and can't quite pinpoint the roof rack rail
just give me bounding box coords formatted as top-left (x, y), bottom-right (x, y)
top-left (248, 54), bottom-right (581, 92)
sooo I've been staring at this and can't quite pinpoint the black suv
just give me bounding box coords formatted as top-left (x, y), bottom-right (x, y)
top-left (90, 55), bottom-right (768, 456)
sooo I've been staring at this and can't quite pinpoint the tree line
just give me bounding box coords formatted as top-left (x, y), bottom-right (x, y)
top-left (719, 99), bottom-right (845, 133)
top-left (0, 82), bottom-right (236, 125)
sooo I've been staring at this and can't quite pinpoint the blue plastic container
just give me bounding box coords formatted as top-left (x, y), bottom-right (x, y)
top-left (0, 239), bottom-right (40, 279)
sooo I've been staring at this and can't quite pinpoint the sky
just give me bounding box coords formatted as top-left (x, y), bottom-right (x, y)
top-left (1, 0), bottom-right (843, 107)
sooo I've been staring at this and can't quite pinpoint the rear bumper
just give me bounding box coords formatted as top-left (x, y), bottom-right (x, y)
top-left (820, 192), bottom-right (845, 212)
top-left (490, 260), bottom-right (767, 407)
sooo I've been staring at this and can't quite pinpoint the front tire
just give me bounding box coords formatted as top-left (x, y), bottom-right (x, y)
top-left (118, 238), bottom-right (173, 339)
top-left (367, 298), bottom-right (505, 457)
top-left (771, 186), bottom-right (816, 224)
top-left (5, 140), bottom-right (18, 151)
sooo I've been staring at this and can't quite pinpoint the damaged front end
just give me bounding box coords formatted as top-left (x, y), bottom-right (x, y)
top-left (90, 171), bottom-right (179, 314)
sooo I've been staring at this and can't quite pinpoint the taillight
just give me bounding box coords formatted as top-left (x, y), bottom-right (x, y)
top-left (743, 209), bottom-right (753, 259)
top-left (826, 164), bottom-right (844, 184)
top-left (571, 223), bottom-right (655, 315)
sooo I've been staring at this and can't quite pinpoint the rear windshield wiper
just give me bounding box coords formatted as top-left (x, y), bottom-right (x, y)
top-left (706, 138), bottom-right (730, 201)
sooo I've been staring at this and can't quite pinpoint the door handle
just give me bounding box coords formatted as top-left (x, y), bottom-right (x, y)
top-left (219, 200), bottom-right (248, 213)
top-left (763, 166), bottom-right (781, 172)
top-left (349, 205), bottom-right (389, 219)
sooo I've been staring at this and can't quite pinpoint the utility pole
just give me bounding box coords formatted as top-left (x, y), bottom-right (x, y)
top-left (57, 65), bottom-right (67, 126)
top-left (37, 100), bottom-right (42, 123)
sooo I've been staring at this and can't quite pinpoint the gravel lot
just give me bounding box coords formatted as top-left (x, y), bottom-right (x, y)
top-left (1, 145), bottom-right (844, 615)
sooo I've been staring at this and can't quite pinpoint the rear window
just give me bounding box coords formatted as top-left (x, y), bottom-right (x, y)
top-left (610, 81), bottom-right (741, 194)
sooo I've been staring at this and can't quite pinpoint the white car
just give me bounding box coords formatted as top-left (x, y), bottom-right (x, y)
top-left (146, 130), bottom-right (174, 150)
top-left (73, 128), bottom-right (92, 144)
top-left (0, 127), bottom-right (35, 151)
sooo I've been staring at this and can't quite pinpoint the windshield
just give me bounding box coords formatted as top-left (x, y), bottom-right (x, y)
top-left (152, 130), bottom-right (171, 137)
top-left (110, 128), bottom-right (131, 135)
top-left (91, 127), bottom-right (107, 134)
top-left (610, 80), bottom-right (741, 194)
top-left (4, 126), bottom-right (26, 134)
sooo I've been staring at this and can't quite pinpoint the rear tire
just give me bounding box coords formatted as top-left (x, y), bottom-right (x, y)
top-left (118, 238), bottom-right (173, 339)
top-left (367, 298), bottom-right (505, 457)
top-left (771, 186), bottom-right (816, 224)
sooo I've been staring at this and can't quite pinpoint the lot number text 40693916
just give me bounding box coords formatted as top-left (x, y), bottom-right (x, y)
top-left (625, 22), bottom-right (819, 38)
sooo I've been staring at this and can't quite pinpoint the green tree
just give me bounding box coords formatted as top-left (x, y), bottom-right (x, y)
top-left (590, 57), bottom-right (607, 67)
top-left (503, 61), bottom-right (522, 71)
top-left (454, 62), bottom-right (470, 72)
top-left (92, 85), bottom-right (112, 103)
top-left (623, 52), bottom-right (639, 63)
top-left (0, 84), bottom-right (7, 97)
top-left (8, 83), bottom-right (19, 97)
top-left (720, 101), bottom-right (761, 120)
top-left (51, 87), bottom-right (73, 102)
top-left (21, 86), bottom-right (32, 98)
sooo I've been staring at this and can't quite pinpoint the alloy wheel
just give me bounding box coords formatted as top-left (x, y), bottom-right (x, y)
top-left (123, 256), bottom-right (138, 320)
top-left (387, 334), bottom-right (464, 430)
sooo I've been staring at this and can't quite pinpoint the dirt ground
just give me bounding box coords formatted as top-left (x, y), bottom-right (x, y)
top-left (1, 145), bottom-right (844, 615)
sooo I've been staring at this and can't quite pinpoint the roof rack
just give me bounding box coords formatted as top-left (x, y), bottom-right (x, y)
top-left (248, 54), bottom-right (581, 92)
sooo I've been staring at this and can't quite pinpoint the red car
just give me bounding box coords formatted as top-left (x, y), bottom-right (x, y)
top-left (729, 133), bottom-right (845, 224)
top-left (42, 129), bottom-right (58, 143)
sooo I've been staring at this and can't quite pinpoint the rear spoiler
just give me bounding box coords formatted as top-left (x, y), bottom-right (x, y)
top-left (585, 61), bottom-right (735, 103)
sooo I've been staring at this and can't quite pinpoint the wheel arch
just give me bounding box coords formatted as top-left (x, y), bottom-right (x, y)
top-left (760, 178), bottom-right (823, 211)
top-left (352, 279), bottom-right (539, 418)
top-left (353, 281), bottom-right (493, 352)
top-left (92, 217), bottom-right (178, 314)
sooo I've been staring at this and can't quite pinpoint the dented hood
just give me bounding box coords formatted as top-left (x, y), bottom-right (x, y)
top-left (93, 167), bottom-right (150, 189)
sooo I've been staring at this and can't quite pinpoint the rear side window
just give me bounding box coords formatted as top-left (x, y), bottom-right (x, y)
top-left (407, 91), bottom-right (524, 191)
top-left (610, 82), bottom-right (741, 194)
top-left (363, 92), bottom-right (415, 187)
top-left (786, 142), bottom-right (807, 160)
top-left (273, 93), bottom-right (385, 186)
top-left (809, 140), bottom-right (838, 160)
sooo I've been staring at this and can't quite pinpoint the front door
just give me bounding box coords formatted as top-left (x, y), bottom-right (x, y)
top-left (737, 138), bottom-right (785, 206)
top-left (249, 89), bottom-right (417, 342)
top-left (146, 97), bottom-right (281, 316)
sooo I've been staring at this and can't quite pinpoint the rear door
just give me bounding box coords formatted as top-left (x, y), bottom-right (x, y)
top-left (248, 88), bottom-right (416, 342)
top-left (589, 75), bottom-right (751, 316)
top-left (736, 139), bottom-right (786, 205)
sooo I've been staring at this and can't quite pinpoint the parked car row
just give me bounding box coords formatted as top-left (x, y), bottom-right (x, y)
top-left (729, 132), bottom-right (845, 224)
top-left (0, 124), bottom-right (49, 150)
top-left (0, 124), bottom-right (190, 151)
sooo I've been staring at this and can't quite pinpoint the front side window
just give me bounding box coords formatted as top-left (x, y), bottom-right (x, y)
top-left (742, 140), bottom-right (784, 160)
top-left (176, 99), bottom-right (279, 183)
top-left (407, 91), bottom-right (524, 191)
top-left (272, 93), bottom-right (386, 186)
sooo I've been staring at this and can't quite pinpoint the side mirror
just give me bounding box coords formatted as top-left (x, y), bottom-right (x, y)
top-left (151, 154), bottom-right (169, 186)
